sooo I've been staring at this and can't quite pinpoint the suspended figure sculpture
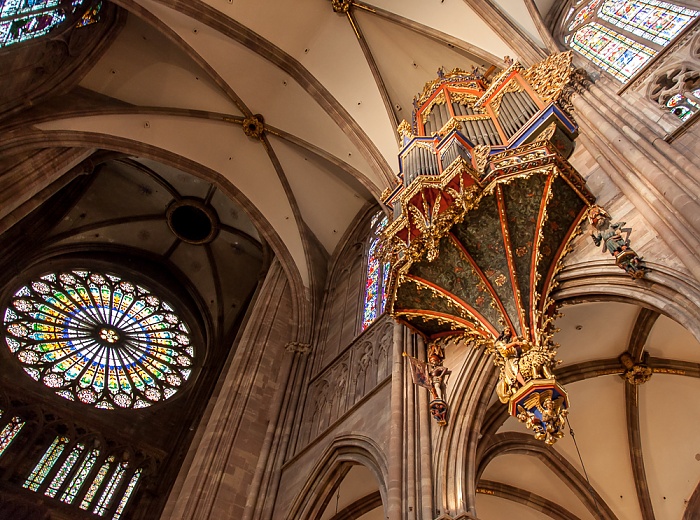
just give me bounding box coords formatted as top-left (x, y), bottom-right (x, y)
top-left (381, 52), bottom-right (646, 444)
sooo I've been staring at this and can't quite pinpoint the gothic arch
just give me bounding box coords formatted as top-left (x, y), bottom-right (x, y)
top-left (285, 435), bottom-right (388, 520)
top-left (431, 259), bottom-right (700, 518)
top-left (0, 129), bottom-right (311, 345)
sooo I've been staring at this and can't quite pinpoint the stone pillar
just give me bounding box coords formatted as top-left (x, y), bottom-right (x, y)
top-left (162, 259), bottom-right (295, 520)
top-left (387, 322), bottom-right (405, 519)
top-left (416, 336), bottom-right (434, 520)
top-left (571, 83), bottom-right (700, 279)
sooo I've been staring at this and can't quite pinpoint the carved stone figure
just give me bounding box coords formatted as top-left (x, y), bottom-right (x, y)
top-left (588, 205), bottom-right (648, 278)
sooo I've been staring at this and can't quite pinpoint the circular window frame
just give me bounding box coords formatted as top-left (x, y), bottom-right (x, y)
top-left (166, 198), bottom-right (219, 245)
top-left (0, 258), bottom-right (206, 413)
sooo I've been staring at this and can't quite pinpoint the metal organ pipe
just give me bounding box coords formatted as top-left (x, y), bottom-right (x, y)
top-left (511, 92), bottom-right (533, 120)
top-left (518, 91), bottom-right (538, 115)
top-left (508, 94), bottom-right (530, 126)
top-left (438, 103), bottom-right (450, 130)
top-left (500, 97), bottom-right (521, 134)
top-left (484, 119), bottom-right (501, 145)
top-left (475, 118), bottom-right (490, 145)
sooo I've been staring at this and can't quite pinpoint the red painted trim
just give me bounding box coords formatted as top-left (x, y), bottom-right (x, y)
top-left (496, 185), bottom-right (528, 338)
top-left (539, 204), bottom-right (589, 314)
top-left (402, 275), bottom-right (498, 336)
top-left (530, 175), bottom-right (554, 334)
top-left (448, 232), bottom-right (515, 333)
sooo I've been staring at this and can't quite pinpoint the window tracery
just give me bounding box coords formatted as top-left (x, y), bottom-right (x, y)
top-left (2, 269), bottom-right (195, 410)
top-left (0, 414), bottom-right (24, 457)
top-left (562, 0), bottom-right (699, 81)
top-left (17, 429), bottom-right (144, 518)
top-left (362, 213), bottom-right (390, 330)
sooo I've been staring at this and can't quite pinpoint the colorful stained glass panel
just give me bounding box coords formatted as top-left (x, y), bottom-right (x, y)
top-left (24, 436), bottom-right (68, 491)
top-left (61, 448), bottom-right (99, 504)
top-left (80, 456), bottom-right (113, 510)
top-left (599, 0), bottom-right (698, 45)
top-left (94, 461), bottom-right (127, 516)
top-left (45, 442), bottom-right (84, 497)
top-left (112, 469), bottom-right (141, 520)
top-left (570, 22), bottom-right (655, 80)
top-left (362, 215), bottom-right (390, 330)
top-left (0, 416), bottom-right (24, 458)
top-left (0, 0), bottom-right (88, 47)
top-left (3, 269), bottom-right (195, 409)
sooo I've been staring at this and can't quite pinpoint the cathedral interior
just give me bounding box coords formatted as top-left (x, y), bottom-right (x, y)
top-left (0, 1), bottom-right (700, 519)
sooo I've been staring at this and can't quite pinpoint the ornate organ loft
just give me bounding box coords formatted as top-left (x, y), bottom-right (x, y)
top-left (382, 53), bottom-right (645, 444)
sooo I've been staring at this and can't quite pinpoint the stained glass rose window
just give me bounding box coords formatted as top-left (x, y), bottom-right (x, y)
top-left (2, 270), bottom-right (194, 409)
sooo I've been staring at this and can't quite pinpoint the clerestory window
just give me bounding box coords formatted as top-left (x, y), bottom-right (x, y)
top-left (562, 0), bottom-right (699, 82)
top-left (361, 212), bottom-right (390, 331)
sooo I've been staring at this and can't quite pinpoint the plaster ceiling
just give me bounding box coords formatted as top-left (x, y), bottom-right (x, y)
top-left (484, 300), bottom-right (700, 519)
top-left (31, 0), bottom-right (549, 288)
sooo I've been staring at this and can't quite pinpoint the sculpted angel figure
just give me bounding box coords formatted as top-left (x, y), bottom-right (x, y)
top-left (588, 205), bottom-right (647, 278)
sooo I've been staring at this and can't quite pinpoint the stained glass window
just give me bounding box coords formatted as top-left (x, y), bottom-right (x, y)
top-left (24, 436), bottom-right (68, 491)
top-left (61, 447), bottom-right (99, 504)
top-left (599, 0), bottom-right (698, 45)
top-left (563, 1), bottom-right (699, 82)
top-left (0, 416), bottom-right (24, 458)
top-left (3, 269), bottom-right (195, 410)
top-left (0, 0), bottom-right (88, 47)
top-left (112, 469), bottom-right (141, 520)
top-left (571, 22), bottom-right (656, 80)
top-left (93, 461), bottom-right (127, 515)
top-left (80, 456), bottom-right (113, 510)
top-left (45, 442), bottom-right (84, 497)
top-left (362, 213), bottom-right (390, 330)
top-left (75, 0), bottom-right (99, 27)
top-left (666, 88), bottom-right (700, 121)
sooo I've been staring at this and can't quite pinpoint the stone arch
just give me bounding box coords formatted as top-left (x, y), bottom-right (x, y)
top-left (285, 434), bottom-right (388, 520)
top-left (432, 260), bottom-right (700, 517)
top-left (0, 129), bottom-right (310, 344)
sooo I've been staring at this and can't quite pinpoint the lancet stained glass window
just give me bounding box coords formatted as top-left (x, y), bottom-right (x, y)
top-left (113, 469), bottom-right (141, 520)
top-left (563, 0), bottom-right (699, 81)
top-left (24, 436), bottom-right (68, 491)
top-left (80, 456), bottom-right (113, 510)
top-left (0, 0), bottom-right (88, 47)
top-left (0, 415), bottom-right (24, 458)
top-left (93, 461), bottom-right (127, 515)
top-left (362, 213), bottom-right (390, 330)
top-left (3, 270), bottom-right (195, 410)
top-left (61, 447), bottom-right (99, 504)
top-left (45, 442), bottom-right (84, 497)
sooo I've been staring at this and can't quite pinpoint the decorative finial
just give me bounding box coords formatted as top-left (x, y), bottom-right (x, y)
top-left (397, 119), bottom-right (413, 139)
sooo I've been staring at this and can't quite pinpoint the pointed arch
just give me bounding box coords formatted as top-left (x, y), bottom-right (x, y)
top-left (285, 434), bottom-right (388, 520)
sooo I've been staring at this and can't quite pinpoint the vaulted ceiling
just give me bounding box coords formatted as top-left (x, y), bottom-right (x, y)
top-left (9, 0), bottom-right (560, 291)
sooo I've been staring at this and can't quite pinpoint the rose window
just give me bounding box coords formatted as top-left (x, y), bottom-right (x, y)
top-left (2, 270), bottom-right (194, 409)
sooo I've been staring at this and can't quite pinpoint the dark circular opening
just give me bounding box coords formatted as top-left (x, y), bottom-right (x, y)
top-left (170, 204), bottom-right (214, 243)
